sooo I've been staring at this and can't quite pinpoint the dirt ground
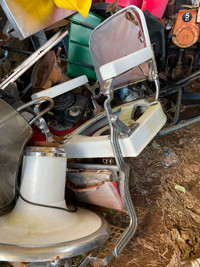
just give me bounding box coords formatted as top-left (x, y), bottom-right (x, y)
top-left (106, 123), bottom-right (200, 267)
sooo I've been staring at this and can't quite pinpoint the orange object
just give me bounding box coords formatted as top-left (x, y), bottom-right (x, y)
top-left (172, 9), bottom-right (199, 48)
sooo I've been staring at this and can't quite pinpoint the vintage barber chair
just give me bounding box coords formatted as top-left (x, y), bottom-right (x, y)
top-left (0, 5), bottom-right (166, 267)
top-left (0, 98), bottom-right (109, 264)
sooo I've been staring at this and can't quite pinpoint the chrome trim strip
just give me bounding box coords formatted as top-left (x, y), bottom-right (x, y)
top-left (24, 147), bottom-right (66, 158)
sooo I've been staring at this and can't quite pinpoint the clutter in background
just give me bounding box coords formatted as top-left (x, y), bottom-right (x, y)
top-left (0, 1), bottom-right (200, 267)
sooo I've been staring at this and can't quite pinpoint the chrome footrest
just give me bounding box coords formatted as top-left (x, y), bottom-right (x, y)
top-left (91, 225), bottom-right (126, 266)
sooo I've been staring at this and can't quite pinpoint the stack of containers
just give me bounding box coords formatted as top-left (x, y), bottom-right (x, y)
top-left (67, 12), bottom-right (104, 81)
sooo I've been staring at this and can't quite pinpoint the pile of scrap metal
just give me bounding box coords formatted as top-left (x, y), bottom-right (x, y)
top-left (0, 0), bottom-right (199, 266)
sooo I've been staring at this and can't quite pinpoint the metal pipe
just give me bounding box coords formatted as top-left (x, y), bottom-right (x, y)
top-left (171, 86), bottom-right (182, 126)
top-left (174, 69), bottom-right (200, 86)
top-left (114, 167), bottom-right (137, 256)
top-left (0, 27), bottom-right (69, 90)
top-left (1, 46), bottom-right (32, 55)
top-left (157, 115), bottom-right (200, 136)
top-left (67, 163), bottom-right (119, 171)
top-left (16, 96), bottom-right (54, 125)
top-left (159, 70), bottom-right (200, 97)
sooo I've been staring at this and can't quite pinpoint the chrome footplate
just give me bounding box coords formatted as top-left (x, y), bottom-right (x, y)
top-left (93, 225), bottom-right (126, 266)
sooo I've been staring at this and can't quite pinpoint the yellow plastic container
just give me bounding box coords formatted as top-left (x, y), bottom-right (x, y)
top-left (54, 0), bottom-right (92, 17)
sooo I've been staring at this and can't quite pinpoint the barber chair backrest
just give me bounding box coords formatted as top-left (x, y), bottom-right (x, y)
top-left (90, 5), bottom-right (153, 90)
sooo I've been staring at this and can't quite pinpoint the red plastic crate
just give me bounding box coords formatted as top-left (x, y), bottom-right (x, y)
top-left (105, 0), bottom-right (168, 19)
top-left (141, 0), bottom-right (168, 19)
top-left (105, 0), bottom-right (142, 8)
